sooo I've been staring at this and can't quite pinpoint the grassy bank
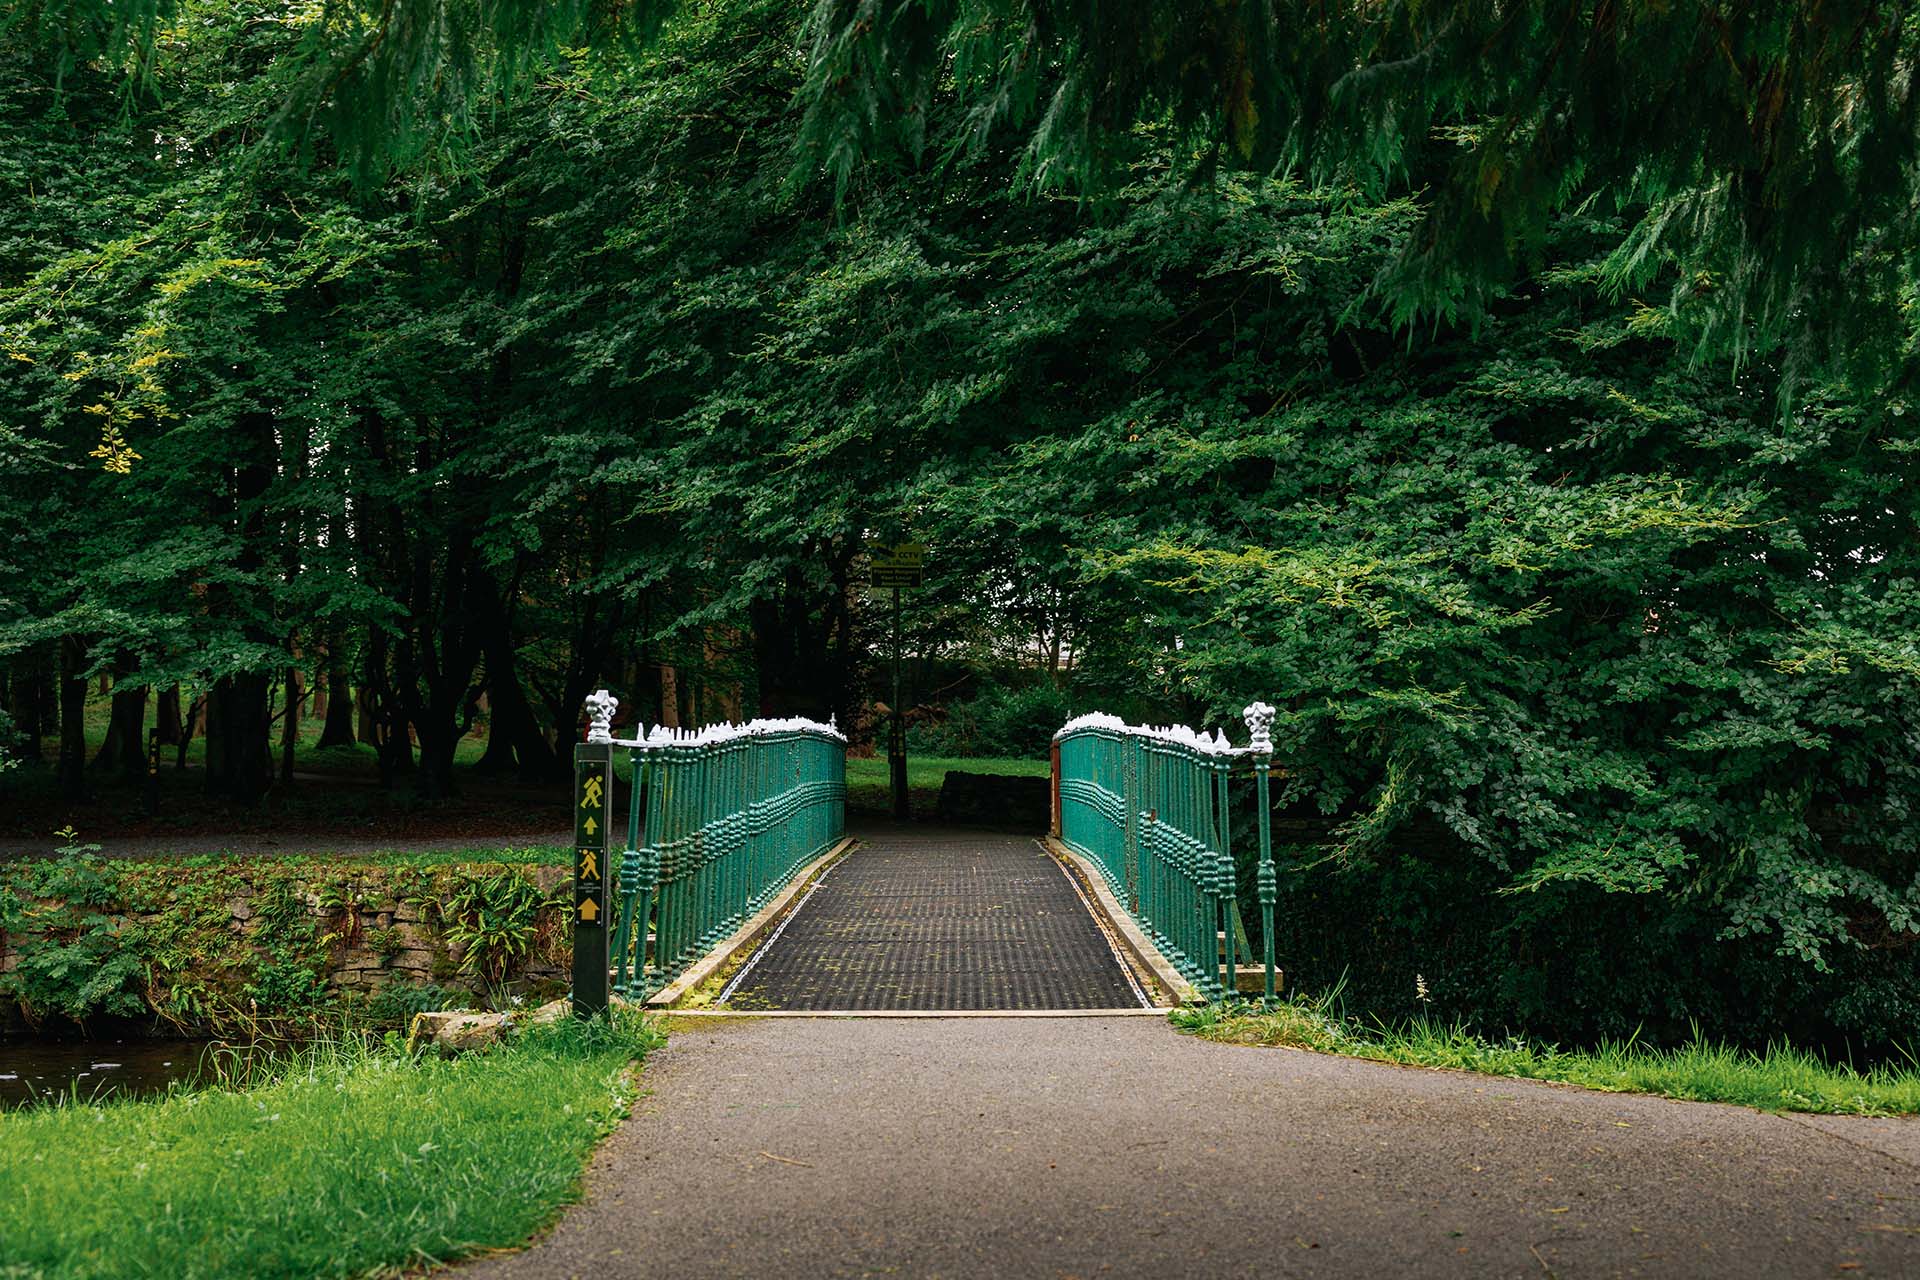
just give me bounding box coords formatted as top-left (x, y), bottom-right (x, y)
top-left (1171, 999), bottom-right (1920, 1116)
top-left (1, 1013), bottom-right (662, 1279)
top-left (844, 754), bottom-right (1046, 815)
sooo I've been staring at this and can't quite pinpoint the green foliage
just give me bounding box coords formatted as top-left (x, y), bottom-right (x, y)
top-left (0, 705), bottom-right (19, 774)
top-left (0, 1013), bottom-right (664, 1278)
top-left (357, 979), bottom-right (461, 1028)
top-left (799, 1), bottom-right (1920, 395)
top-left (910, 684), bottom-right (1069, 758)
top-left (437, 866), bottom-right (552, 986)
top-left (0, 844), bottom-right (146, 1024)
top-left (2, 0), bottom-right (1916, 1058)
top-left (1172, 999), bottom-right (1920, 1117)
top-left (3, 913), bottom-right (145, 1024)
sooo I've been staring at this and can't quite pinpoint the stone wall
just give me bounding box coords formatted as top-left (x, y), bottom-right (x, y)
top-left (312, 865), bottom-right (572, 995)
top-left (0, 855), bottom-right (576, 1034)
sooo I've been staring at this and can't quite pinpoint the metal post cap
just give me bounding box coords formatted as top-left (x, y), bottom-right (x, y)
top-left (1241, 701), bottom-right (1276, 755)
top-left (585, 689), bottom-right (618, 743)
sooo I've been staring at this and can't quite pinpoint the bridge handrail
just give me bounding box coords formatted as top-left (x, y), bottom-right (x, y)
top-left (1053, 702), bottom-right (1278, 1002)
top-left (571, 693), bottom-right (846, 1012)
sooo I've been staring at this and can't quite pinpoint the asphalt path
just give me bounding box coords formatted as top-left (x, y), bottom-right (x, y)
top-left (464, 1015), bottom-right (1920, 1278)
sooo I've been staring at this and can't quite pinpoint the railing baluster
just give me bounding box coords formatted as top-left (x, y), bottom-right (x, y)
top-left (571, 697), bottom-right (848, 1011)
top-left (1054, 705), bottom-right (1274, 1003)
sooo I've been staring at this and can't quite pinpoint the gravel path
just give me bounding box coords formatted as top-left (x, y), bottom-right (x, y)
top-left (465, 1015), bottom-right (1920, 1278)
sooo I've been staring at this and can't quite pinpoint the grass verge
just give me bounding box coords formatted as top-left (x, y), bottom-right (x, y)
top-left (1171, 998), bottom-right (1920, 1116)
top-left (0, 1012), bottom-right (664, 1279)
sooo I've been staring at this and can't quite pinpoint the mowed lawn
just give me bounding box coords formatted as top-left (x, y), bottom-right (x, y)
top-left (843, 754), bottom-right (1048, 815)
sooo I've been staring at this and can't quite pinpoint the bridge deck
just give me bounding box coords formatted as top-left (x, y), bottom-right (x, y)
top-left (720, 828), bottom-right (1149, 1011)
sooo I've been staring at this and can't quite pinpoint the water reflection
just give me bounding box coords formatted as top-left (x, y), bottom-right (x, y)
top-left (0, 1038), bottom-right (262, 1107)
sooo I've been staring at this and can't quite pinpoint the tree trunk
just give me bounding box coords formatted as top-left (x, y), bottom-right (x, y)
top-left (203, 673), bottom-right (272, 806)
top-left (92, 680), bottom-right (147, 777)
top-left (474, 574), bottom-right (560, 780)
top-left (13, 657), bottom-right (53, 765)
top-left (365, 630), bottom-right (412, 787)
top-left (201, 408), bottom-right (277, 806)
top-left (175, 693), bottom-right (204, 769)
top-left (154, 685), bottom-right (182, 746)
top-left (279, 665), bottom-right (302, 783)
top-left (318, 667), bottom-right (356, 748)
top-left (749, 554), bottom-right (857, 722)
top-left (57, 636), bottom-right (90, 802)
top-left (0, 664), bottom-right (36, 766)
top-left (659, 664), bottom-right (681, 728)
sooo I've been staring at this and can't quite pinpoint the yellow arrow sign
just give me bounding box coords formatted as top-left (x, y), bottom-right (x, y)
top-left (578, 898), bottom-right (600, 923)
top-left (583, 815), bottom-right (598, 836)
top-left (581, 776), bottom-right (604, 809)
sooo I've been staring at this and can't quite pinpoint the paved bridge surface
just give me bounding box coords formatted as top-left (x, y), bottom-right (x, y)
top-left (720, 827), bottom-right (1150, 1012)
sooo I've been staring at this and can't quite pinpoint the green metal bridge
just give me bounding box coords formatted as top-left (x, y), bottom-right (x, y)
top-left (567, 694), bottom-right (1280, 1015)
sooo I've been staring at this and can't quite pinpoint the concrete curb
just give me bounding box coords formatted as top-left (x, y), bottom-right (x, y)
top-left (645, 836), bottom-right (857, 1009)
top-left (1042, 836), bottom-right (1198, 1007)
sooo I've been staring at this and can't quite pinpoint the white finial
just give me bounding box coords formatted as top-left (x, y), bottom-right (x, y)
top-left (585, 689), bottom-right (618, 744)
top-left (1242, 701), bottom-right (1275, 755)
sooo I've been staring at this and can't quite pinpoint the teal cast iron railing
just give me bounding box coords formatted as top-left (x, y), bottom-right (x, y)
top-left (570, 691), bottom-right (846, 1015)
top-left (1053, 702), bottom-right (1277, 1002)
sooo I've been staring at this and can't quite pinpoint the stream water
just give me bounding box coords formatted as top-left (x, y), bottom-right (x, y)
top-left (0, 1038), bottom-right (254, 1108)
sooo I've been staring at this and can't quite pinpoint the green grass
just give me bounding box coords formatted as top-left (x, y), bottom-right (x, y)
top-left (0, 1013), bottom-right (664, 1279)
top-left (1171, 997), bottom-right (1920, 1116)
top-left (844, 753), bottom-right (1047, 814)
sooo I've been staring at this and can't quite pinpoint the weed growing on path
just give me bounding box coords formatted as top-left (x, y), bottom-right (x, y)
top-left (1172, 996), bottom-right (1920, 1116)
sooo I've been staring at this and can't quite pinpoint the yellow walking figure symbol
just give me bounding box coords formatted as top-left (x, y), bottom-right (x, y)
top-left (581, 775), bottom-right (605, 809)
top-left (579, 849), bottom-right (600, 880)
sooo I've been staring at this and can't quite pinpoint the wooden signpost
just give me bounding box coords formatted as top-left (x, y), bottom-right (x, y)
top-left (572, 741), bottom-right (613, 1016)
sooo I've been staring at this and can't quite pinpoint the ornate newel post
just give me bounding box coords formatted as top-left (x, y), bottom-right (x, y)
top-left (573, 689), bottom-right (618, 1018)
top-left (1243, 701), bottom-right (1277, 1004)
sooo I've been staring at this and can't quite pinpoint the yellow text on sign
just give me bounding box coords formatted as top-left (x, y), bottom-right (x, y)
top-left (869, 542), bottom-right (925, 571)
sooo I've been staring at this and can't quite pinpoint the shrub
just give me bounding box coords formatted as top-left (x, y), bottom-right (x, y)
top-left (910, 683), bottom-right (1070, 758)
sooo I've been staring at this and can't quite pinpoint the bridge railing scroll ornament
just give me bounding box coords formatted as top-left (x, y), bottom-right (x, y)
top-left (1052, 700), bottom-right (1279, 1004)
top-left (570, 690), bottom-right (847, 1017)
